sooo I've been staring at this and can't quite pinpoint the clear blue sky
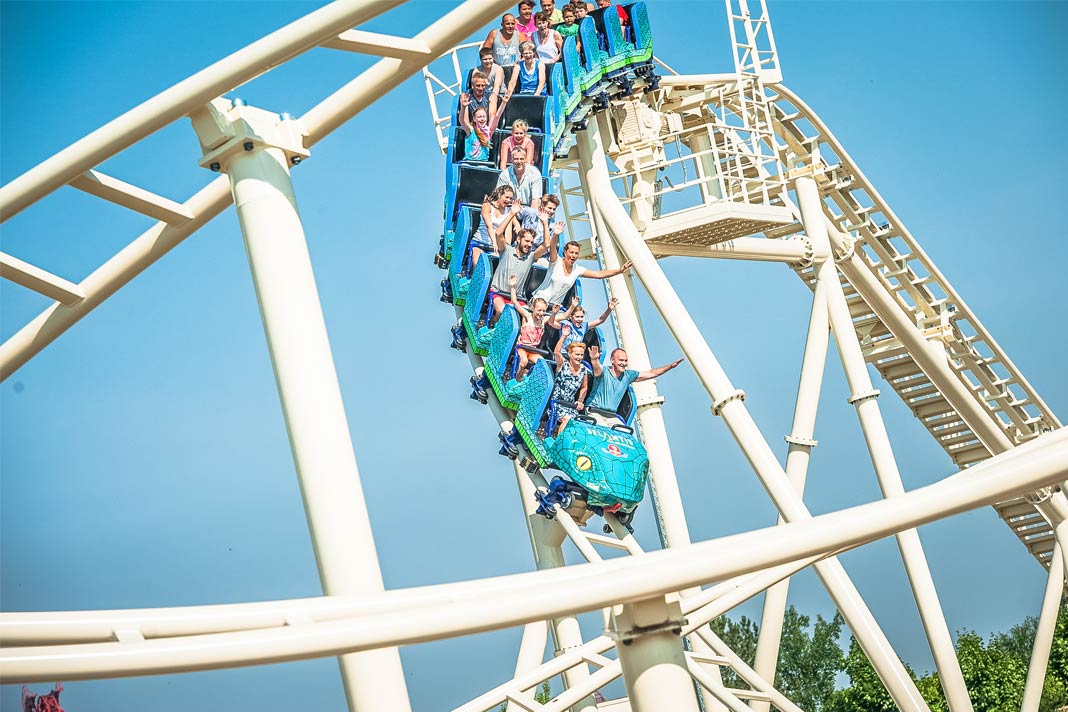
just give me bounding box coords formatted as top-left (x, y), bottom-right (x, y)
top-left (2, 1), bottom-right (1066, 710)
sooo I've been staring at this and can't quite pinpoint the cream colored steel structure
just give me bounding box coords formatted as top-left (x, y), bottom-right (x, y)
top-left (1, 2), bottom-right (1064, 712)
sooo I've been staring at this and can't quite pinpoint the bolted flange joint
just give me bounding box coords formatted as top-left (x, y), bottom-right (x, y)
top-left (711, 389), bottom-right (746, 416)
top-left (190, 96), bottom-right (310, 174)
top-left (608, 596), bottom-right (687, 646)
top-left (785, 434), bottom-right (818, 448)
top-left (847, 388), bottom-right (880, 405)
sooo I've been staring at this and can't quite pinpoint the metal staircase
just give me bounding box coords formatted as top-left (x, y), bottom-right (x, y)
top-left (761, 83), bottom-right (1062, 567)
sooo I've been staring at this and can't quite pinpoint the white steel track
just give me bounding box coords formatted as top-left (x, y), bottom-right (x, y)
top-left (3, 428), bottom-right (1067, 681)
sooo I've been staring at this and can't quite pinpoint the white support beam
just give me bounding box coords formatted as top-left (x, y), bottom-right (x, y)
top-left (69, 170), bottom-right (194, 225)
top-left (0, 252), bottom-right (84, 305)
top-left (650, 236), bottom-right (820, 263)
top-left (322, 30), bottom-right (432, 60)
top-left (0, 0), bottom-right (409, 222)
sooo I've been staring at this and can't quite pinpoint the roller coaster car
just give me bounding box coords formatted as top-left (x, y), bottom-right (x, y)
top-left (541, 415), bottom-right (649, 518)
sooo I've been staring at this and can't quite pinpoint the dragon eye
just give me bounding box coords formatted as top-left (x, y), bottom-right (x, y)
top-left (576, 455), bottom-right (592, 471)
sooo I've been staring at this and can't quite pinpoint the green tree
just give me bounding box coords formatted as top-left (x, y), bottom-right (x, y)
top-left (955, 630), bottom-right (1026, 710)
top-left (709, 613), bottom-right (759, 688)
top-left (710, 606), bottom-right (845, 710)
top-left (776, 608), bottom-right (846, 711)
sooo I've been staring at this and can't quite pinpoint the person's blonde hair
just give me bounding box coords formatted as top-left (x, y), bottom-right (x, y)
top-left (511, 119), bottom-right (529, 132)
top-left (566, 341), bottom-right (586, 353)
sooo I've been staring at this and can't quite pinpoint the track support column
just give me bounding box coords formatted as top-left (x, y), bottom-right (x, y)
top-left (190, 99), bottom-right (410, 712)
top-left (799, 175), bottom-right (974, 712)
top-left (513, 463), bottom-right (597, 711)
top-left (752, 253), bottom-right (830, 709)
top-left (611, 596), bottom-right (702, 712)
top-left (583, 115), bottom-right (732, 710)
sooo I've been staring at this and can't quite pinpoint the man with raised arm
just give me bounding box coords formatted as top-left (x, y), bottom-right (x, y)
top-left (496, 146), bottom-right (543, 210)
top-left (586, 345), bottom-right (684, 425)
top-left (489, 224), bottom-right (551, 325)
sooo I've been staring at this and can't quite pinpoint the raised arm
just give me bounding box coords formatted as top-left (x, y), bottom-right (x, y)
top-left (458, 93), bottom-right (473, 134)
top-left (481, 29), bottom-right (496, 52)
top-left (550, 295), bottom-right (579, 328)
top-left (582, 260), bottom-right (632, 280)
top-left (487, 91), bottom-right (511, 133)
top-left (552, 328), bottom-right (567, 369)
top-left (588, 297), bottom-right (618, 329)
top-left (494, 203), bottom-right (523, 253)
top-left (537, 224), bottom-right (561, 262)
top-left (587, 344), bottom-right (603, 378)
top-left (636, 357), bottom-right (685, 382)
top-left (509, 274), bottom-right (531, 320)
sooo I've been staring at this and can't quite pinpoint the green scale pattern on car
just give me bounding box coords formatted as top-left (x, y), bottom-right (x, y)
top-left (545, 419), bottom-right (649, 512)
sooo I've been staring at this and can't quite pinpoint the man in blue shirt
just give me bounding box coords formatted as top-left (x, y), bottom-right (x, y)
top-left (586, 345), bottom-right (684, 424)
top-left (496, 146), bottom-right (543, 209)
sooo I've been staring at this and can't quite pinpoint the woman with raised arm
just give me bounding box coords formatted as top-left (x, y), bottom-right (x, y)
top-left (470, 185), bottom-right (519, 268)
top-left (532, 236), bottom-right (633, 308)
top-left (459, 88), bottom-right (510, 163)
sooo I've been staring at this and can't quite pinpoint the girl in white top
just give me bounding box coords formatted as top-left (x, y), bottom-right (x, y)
top-left (533, 11), bottom-right (563, 64)
top-left (532, 237), bottom-right (633, 307)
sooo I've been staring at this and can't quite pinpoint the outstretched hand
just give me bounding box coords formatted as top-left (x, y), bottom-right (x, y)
top-left (668, 357), bottom-right (685, 370)
top-left (619, 261), bottom-right (633, 273)
top-left (588, 344), bottom-right (601, 361)
top-left (607, 297), bottom-right (619, 311)
top-left (460, 92), bottom-right (471, 107)
top-left (508, 274), bottom-right (518, 288)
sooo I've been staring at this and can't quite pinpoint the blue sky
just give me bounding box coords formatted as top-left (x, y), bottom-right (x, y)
top-left (2, 1), bottom-right (1066, 710)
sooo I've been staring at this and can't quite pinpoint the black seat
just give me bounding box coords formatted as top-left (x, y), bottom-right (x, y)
top-left (453, 165), bottom-right (502, 221)
top-left (501, 95), bottom-right (547, 133)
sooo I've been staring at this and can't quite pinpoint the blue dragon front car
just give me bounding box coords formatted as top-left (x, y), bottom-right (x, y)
top-left (545, 419), bottom-right (649, 513)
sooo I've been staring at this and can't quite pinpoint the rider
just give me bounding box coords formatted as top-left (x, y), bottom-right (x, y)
top-left (586, 345), bottom-right (684, 425)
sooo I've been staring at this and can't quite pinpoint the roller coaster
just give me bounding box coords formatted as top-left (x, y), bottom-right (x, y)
top-left (1, 2), bottom-right (1066, 711)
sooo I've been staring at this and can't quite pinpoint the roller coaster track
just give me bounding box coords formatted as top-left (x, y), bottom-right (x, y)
top-left (3, 2), bottom-right (1067, 712)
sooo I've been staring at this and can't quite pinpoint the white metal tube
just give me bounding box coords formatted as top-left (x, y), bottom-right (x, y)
top-left (224, 143), bottom-right (409, 712)
top-left (751, 270), bottom-right (830, 705)
top-left (301, 0), bottom-right (515, 144)
top-left (513, 463), bottom-right (596, 711)
top-left (0, 178), bottom-right (232, 381)
top-left (1022, 540), bottom-right (1064, 712)
top-left (613, 598), bottom-right (702, 712)
top-left (580, 115), bottom-right (929, 711)
top-left (581, 142), bottom-right (692, 552)
top-left (651, 236), bottom-right (820, 263)
top-left (685, 658), bottom-right (752, 712)
top-left (800, 177), bottom-right (973, 712)
top-left (4, 429), bottom-right (1068, 682)
top-left (0, 0), bottom-right (407, 221)
top-left (586, 129), bottom-right (731, 711)
top-left (698, 629), bottom-right (804, 712)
